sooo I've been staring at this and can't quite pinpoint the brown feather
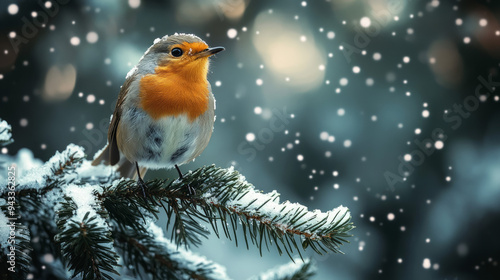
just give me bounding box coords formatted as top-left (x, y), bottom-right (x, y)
top-left (91, 144), bottom-right (110, 166)
top-left (92, 73), bottom-right (133, 167)
top-left (189, 86), bottom-right (215, 162)
top-left (108, 74), bottom-right (134, 165)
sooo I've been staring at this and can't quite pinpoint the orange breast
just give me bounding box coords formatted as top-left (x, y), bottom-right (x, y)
top-left (139, 59), bottom-right (209, 122)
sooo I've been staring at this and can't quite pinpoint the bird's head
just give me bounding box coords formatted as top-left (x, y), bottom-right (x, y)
top-left (143, 33), bottom-right (224, 80)
top-left (135, 34), bottom-right (223, 121)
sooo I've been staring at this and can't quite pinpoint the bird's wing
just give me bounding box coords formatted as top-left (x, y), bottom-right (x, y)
top-left (108, 75), bottom-right (133, 165)
top-left (188, 84), bottom-right (215, 162)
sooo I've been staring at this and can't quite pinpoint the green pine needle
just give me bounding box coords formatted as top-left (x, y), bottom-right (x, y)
top-left (0, 141), bottom-right (354, 280)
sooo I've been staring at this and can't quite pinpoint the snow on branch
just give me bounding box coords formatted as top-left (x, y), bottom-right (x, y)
top-left (0, 143), bottom-right (354, 279)
top-left (166, 166), bottom-right (354, 257)
top-left (55, 184), bottom-right (119, 280)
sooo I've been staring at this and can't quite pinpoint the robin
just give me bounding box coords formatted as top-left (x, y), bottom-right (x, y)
top-left (92, 33), bottom-right (224, 195)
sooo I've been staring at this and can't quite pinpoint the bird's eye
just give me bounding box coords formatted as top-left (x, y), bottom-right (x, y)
top-left (171, 48), bottom-right (183, 57)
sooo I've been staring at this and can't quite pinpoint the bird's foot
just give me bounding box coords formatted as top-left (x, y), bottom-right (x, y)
top-left (137, 177), bottom-right (148, 197)
top-left (186, 183), bottom-right (196, 196)
top-left (175, 164), bottom-right (195, 196)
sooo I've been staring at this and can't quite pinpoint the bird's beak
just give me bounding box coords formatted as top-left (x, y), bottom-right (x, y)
top-left (196, 47), bottom-right (225, 58)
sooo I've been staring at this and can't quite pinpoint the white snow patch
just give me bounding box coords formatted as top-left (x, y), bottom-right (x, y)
top-left (0, 144), bottom-right (117, 196)
top-left (65, 184), bottom-right (105, 226)
top-left (76, 160), bottom-right (116, 181)
top-left (13, 144), bottom-right (85, 191)
top-left (0, 148), bottom-right (43, 186)
top-left (60, 183), bottom-right (118, 265)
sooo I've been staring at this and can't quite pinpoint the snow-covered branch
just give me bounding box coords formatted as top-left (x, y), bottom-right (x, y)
top-left (0, 134), bottom-right (354, 279)
top-left (166, 165), bottom-right (354, 257)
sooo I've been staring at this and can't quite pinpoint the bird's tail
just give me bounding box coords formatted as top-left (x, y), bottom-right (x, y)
top-left (91, 144), bottom-right (147, 180)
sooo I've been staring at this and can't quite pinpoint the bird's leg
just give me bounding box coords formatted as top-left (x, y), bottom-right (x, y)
top-left (175, 164), bottom-right (196, 195)
top-left (136, 162), bottom-right (147, 197)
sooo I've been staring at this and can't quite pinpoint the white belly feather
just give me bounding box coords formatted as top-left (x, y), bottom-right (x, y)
top-left (117, 107), bottom-right (202, 169)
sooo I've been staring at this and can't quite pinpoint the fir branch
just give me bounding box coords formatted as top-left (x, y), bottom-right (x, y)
top-left (55, 187), bottom-right (120, 280)
top-left (101, 165), bottom-right (354, 258)
top-left (115, 222), bottom-right (229, 280)
top-left (1, 143), bottom-right (353, 280)
top-left (43, 144), bottom-right (86, 193)
top-left (179, 166), bottom-right (354, 257)
top-left (99, 178), bottom-right (211, 248)
top-left (164, 196), bottom-right (210, 247)
top-left (14, 191), bottom-right (64, 278)
top-left (0, 208), bottom-right (31, 280)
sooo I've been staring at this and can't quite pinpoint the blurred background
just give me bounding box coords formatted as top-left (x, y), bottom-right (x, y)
top-left (1, 0), bottom-right (500, 279)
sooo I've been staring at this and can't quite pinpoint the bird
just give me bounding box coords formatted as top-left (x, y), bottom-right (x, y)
top-left (92, 33), bottom-right (224, 195)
